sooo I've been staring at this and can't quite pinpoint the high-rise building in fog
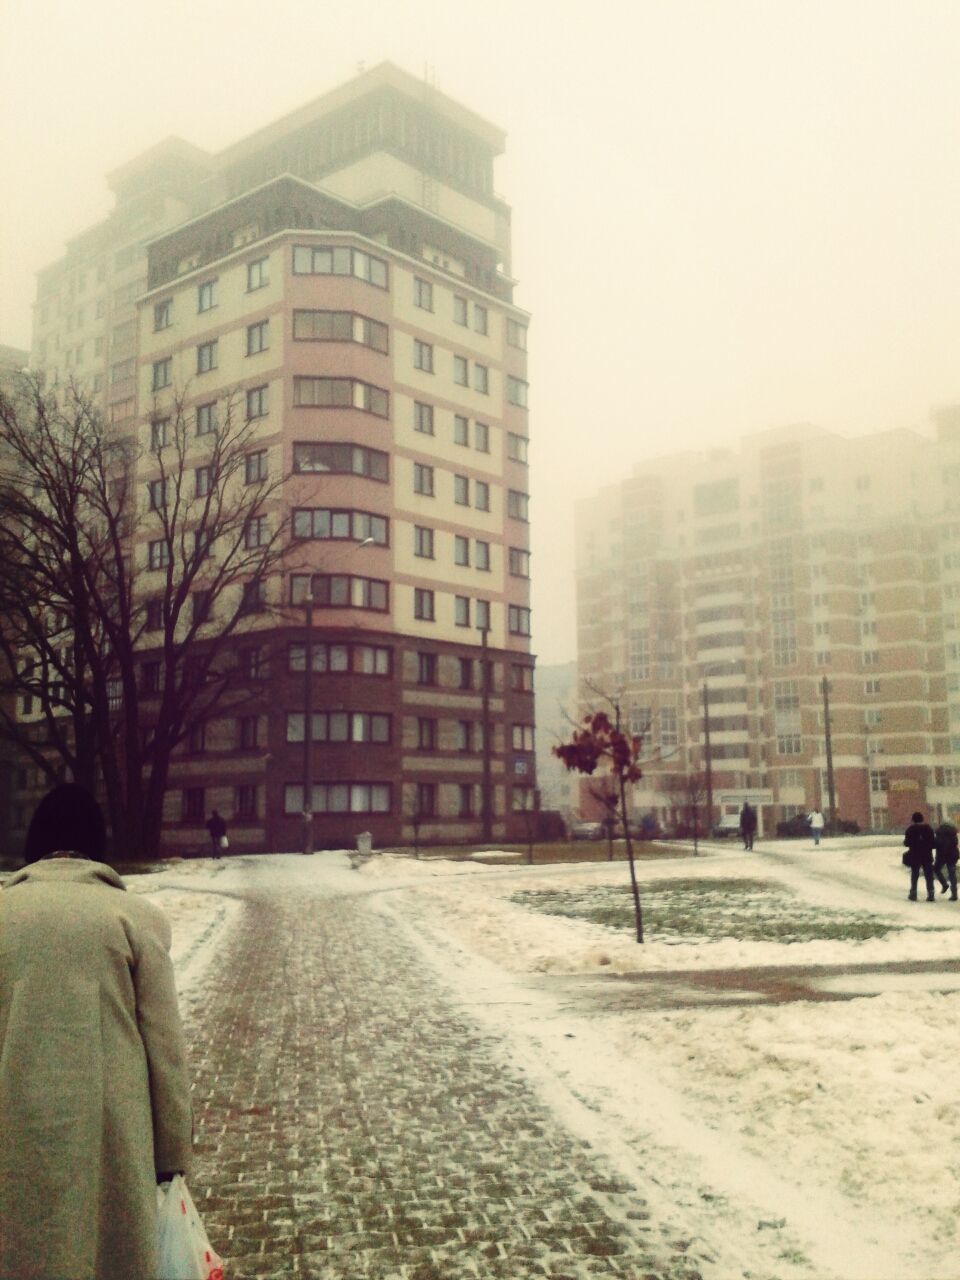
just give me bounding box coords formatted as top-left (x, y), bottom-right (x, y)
top-left (576, 420), bottom-right (960, 835)
top-left (21, 64), bottom-right (534, 852)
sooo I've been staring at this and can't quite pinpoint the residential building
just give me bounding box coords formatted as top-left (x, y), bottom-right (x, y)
top-left (21, 64), bottom-right (534, 852)
top-left (576, 419), bottom-right (960, 835)
top-left (534, 660), bottom-right (579, 818)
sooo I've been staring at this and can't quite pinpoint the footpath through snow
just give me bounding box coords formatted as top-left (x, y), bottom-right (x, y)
top-left (131, 838), bottom-right (960, 1279)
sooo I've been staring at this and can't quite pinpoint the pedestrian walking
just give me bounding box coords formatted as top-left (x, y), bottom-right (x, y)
top-left (934, 821), bottom-right (959, 900)
top-left (206, 808), bottom-right (228, 858)
top-left (808, 808), bottom-right (825, 847)
top-left (903, 810), bottom-right (937, 902)
top-left (739, 802), bottom-right (757, 851)
top-left (0, 783), bottom-right (193, 1280)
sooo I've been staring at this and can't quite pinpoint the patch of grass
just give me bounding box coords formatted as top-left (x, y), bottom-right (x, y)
top-left (509, 877), bottom-right (897, 943)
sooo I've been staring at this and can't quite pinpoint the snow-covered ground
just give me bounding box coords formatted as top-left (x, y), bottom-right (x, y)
top-left (129, 839), bottom-right (960, 1279)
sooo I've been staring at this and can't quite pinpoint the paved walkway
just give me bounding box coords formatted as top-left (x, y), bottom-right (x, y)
top-left (181, 863), bottom-right (703, 1280)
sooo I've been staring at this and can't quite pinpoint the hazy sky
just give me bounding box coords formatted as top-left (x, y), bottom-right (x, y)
top-left (3, 0), bottom-right (960, 664)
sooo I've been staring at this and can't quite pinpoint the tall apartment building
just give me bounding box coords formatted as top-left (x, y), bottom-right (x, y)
top-left (576, 419), bottom-right (960, 836)
top-left (21, 64), bottom-right (534, 852)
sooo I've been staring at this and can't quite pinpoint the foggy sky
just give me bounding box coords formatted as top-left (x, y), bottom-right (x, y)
top-left (4, 0), bottom-right (960, 665)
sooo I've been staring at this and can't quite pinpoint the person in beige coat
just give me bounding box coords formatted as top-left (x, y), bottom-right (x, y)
top-left (0, 784), bottom-right (193, 1280)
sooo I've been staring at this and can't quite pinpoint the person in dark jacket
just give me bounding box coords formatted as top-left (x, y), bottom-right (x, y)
top-left (934, 821), bottom-right (959, 900)
top-left (206, 809), bottom-right (227, 858)
top-left (903, 811), bottom-right (937, 901)
top-left (739, 802), bottom-right (757, 851)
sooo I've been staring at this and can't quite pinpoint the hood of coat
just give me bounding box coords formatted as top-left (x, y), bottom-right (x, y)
top-left (3, 859), bottom-right (127, 892)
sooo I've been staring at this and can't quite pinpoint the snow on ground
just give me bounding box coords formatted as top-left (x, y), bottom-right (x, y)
top-left (364, 838), bottom-right (960, 1280)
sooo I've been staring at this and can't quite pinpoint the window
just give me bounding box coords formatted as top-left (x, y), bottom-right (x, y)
top-left (152, 358), bottom-right (171, 391)
top-left (508, 490), bottom-right (529, 521)
top-left (458, 783), bottom-right (474, 818)
top-left (870, 769), bottom-right (889, 793)
top-left (417, 652), bottom-right (437, 685)
top-left (153, 299), bottom-right (172, 331)
top-left (416, 782), bottom-right (437, 818)
top-left (455, 721), bottom-right (473, 753)
top-left (507, 432), bottom-right (528, 464)
top-left (293, 377), bottom-right (389, 418)
top-left (476, 599), bottom-right (490, 632)
top-left (864, 678), bottom-right (881, 695)
top-left (511, 664), bottom-right (534, 693)
top-left (238, 716), bottom-right (259, 749)
top-left (235, 784), bottom-right (257, 819)
top-left (240, 578), bottom-right (267, 614)
top-left (353, 644), bottom-right (391, 676)
top-left (291, 573), bottom-right (388, 612)
top-left (454, 414), bottom-right (469, 446)
top-left (141, 661), bottom-right (162, 694)
top-left (414, 277), bottom-right (433, 311)
top-left (459, 658), bottom-right (473, 690)
top-left (292, 508), bottom-right (388, 545)
top-left (413, 463), bottom-right (434, 496)
top-left (293, 442), bottom-right (388, 481)
top-left (196, 402), bottom-right (217, 435)
top-left (454, 475), bottom-right (469, 506)
top-left (506, 319), bottom-right (527, 350)
top-left (474, 422), bottom-right (490, 453)
top-left (453, 355), bottom-right (468, 386)
top-left (454, 535), bottom-right (470, 567)
top-left (145, 598), bottom-right (163, 631)
top-left (245, 450), bottom-right (267, 484)
top-left (473, 304), bottom-right (488, 335)
top-left (413, 340), bottom-right (434, 373)
top-left (414, 402), bottom-right (434, 435)
top-left (475, 540), bottom-right (490, 571)
top-left (246, 320), bottom-right (269, 356)
top-left (197, 340), bottom-right (218, 374)
top-left (509, 547), bottom-right (531, 578)
top-left (292, 244), bottom-right (388, 288)
top-left (414, 526), bottom-right (434, 559)
top-left (414, 588), bottom-right (435, 621)
top-left (512, 724), bottom-right (535, 752)
top-left (246, 384), bottom-right (269, 420)
top-left (777, 735), bottom-right (802, 755)
top-left (509, 605), bottom-right (531, 636)
top-left (187, 722), bottom-right (206, 755)
top-left (148, 540), bottom-right (170, 570)
top-left (507, 376), bottom-right (528, 407)
top-left (453, 296), bottom-right (468, 326)
top-left (295, 311), bottom-right (387, 354)
top-left (247, 257), bottom-right (269, 291)
top-left (238, 646), bottom-right (265, 679)
top-left (192, 589), bottom-right (212, 625)
top-left (244, 516), bottom-right (269, 548)
top-left (150, 418), bottom-right (170, 450)
top-left (197, 279), bottom-right (217, 312)
top-left (289, 711), bottom-right (390, 744)
top-left (148, 478), bottom-right (168, 511)
top-left (416, 717), bottom-right (438, 751)
top-left (862, 650), bottom-right (880, 667)
top-left (865, 708), bottom-right (882, 729)
top-left (183, 788), bottom-right (205, 821)
top-left (194, 466), bottom-right (212, 498)
top-left (475, 481), bottom-right (490, 512)
top-left (455, 596), bottom-right (470, 627)
top-left (473, 364), bottom-right (489, 394)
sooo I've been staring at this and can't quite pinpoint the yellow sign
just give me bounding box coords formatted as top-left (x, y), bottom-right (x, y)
top-left (889, 778), bottom-right (920, 792)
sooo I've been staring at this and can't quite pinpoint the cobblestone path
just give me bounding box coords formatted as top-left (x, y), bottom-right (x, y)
top-left (183, 867), bottom-right (703, 1280)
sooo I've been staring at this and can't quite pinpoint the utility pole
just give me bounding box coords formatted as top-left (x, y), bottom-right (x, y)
top-left (481, 625), bottom-right (493, 841)
top-left (703, 681), bottom-right (713, 832)
top-left (302, 590), bottom-right (314, 855)
top-left (822, 675), bottom-right (837, 828)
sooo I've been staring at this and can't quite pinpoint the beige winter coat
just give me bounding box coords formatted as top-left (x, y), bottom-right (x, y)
top-left (0, 859), bottom-right (193, 1280)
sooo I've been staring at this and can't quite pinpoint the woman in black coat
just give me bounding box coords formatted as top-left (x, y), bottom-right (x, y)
top-left (903, 811), bottom-right (937, 902)
top-left (934, 821), bottom-right (959, 900)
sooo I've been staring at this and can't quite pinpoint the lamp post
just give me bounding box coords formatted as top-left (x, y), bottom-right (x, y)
top-left (702, 680), bottom-right (713, 832)
top-left (480, 623), bottom-right (493, 842)
top-left (821, 675), bottom-right (837, 829)
top-left (301, 536), bottom-right (375, 855)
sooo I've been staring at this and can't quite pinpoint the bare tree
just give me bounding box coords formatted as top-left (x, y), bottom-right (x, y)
top-left (661, 770), bottom-right (708, 856)
top-left (0, 376), bottom-right (289, 858)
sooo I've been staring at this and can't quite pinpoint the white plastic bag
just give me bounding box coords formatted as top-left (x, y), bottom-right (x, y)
top-left (219, 835), bottom-right (229, 850)
top-left (156, 1175), bottom-right (224, 1280)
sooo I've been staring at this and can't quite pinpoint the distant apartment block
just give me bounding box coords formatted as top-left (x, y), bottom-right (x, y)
top-left (576, 419), bottom-right (960, 835)
top-left (20, 64), bottom-right (534, 852)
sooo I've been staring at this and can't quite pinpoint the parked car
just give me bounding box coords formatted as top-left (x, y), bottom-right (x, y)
top-left (712, 813), bottom-right (742, 838)
top-left (570, 821), bottom-right (604, 840)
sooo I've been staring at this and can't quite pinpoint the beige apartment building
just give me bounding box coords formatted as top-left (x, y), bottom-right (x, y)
top-left (576, 418), bottom-right (960, 836)
top-left (20, 64), bottom-right (535, 852)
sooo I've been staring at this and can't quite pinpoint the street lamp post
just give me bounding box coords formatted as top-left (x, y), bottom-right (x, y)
top-left (702, 680), bottom-right (713, 832)
top-left (480, 624), bottom-right (493, 842)
top-left (301, 537), bottom-right (375, 855)
top-left (821, 674), bottom-right (837, 828)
